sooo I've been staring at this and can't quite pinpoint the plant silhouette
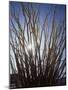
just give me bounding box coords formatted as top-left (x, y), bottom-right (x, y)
top-left (9, 2), bottom-right (66, 89)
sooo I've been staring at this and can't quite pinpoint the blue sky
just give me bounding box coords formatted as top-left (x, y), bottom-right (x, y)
top-left (9, 1), bottom-right (66, 36)
top-left (9, 1), bottom-right (66, 74)
top-left (9, 1), bottom-right (66, 23)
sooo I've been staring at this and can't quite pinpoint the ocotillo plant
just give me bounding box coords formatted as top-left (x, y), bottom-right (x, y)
top-left (9, 2), bottom-right (66, 89)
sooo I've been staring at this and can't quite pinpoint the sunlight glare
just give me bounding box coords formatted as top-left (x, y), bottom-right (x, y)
top-left (27, 43), bottom-right (32, 51)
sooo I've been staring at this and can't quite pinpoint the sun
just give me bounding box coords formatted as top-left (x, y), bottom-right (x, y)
top-left (27, 43), bottom-right (32, 51)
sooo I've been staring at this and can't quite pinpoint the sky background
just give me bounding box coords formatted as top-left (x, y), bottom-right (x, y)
top-left (9, 1), bottom-right (66, 74)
